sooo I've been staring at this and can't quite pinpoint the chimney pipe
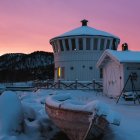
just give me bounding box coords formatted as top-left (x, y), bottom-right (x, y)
top-left (122, 43), bottom-right (128, 51)
top-left (81, 19), bottom-right (88, 26)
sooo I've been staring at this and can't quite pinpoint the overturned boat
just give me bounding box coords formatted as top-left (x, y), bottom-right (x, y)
top-left (45, 93), bottom-right (120, 140)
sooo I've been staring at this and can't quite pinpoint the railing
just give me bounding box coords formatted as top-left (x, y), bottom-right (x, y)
top-left (34, 80), bottom-right (103, 91)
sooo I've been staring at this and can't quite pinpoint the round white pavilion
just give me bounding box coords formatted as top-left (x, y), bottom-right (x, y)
top-left (50, 20), bottom-right (120, 82)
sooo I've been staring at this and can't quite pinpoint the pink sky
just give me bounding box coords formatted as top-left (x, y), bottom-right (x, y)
top-left (0, 0), bottom-right (140, 55)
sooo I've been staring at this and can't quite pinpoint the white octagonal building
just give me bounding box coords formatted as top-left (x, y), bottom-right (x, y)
top-left (50, 20), bottom-right (120, 82)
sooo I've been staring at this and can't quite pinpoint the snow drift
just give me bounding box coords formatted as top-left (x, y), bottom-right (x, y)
top-left (0, 91), bottom-right (24, 135)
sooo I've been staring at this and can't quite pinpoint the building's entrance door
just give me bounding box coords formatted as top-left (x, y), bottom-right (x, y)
top-left (106, 64), bottom-right (121, 97)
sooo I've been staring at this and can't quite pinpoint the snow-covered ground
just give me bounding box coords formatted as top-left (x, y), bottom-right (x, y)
top-left (0, 88), bottom-right (140, 140)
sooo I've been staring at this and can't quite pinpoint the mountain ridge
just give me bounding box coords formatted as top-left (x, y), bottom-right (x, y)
top-left (0, 51), bottom-right (54, 82)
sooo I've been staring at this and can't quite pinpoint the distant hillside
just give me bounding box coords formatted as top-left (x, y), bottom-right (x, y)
top-left (0, 51), bottom-right (54, 82)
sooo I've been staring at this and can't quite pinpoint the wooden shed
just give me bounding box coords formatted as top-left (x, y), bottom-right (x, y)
top-left (97, 50), bottom-right (140, 97)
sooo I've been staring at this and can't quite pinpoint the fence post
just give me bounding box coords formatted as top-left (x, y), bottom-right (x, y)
top-left (92, 80), bottom-right (95, 90)
top-left (46, 79), bottom-right (49, 89)
top-left (58, 79), bottom-right (61, 89)
top-left (75, 79), bottom-right (78, 89)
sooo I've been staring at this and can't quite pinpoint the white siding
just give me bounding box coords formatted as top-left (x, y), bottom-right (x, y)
top-left (54, 50), bottom-right (104, 81)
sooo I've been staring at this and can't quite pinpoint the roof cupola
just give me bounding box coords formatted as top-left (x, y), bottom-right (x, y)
top-left (81, 19), bottom-right (88, 26)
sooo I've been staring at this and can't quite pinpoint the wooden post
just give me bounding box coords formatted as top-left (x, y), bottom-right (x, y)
top-left (75, 79), bottom-right (78, 89)
top-left (92, 80), bottom-right (95, 90)
top-left (46, 79), bottom-right (49, 89)
top-left (58, 79), bottom-right (61, 89)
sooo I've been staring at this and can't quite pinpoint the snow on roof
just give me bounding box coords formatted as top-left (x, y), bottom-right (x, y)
top-left (107, 50), bottom-right (140, 63)
top-left (97, 49), bottom-right (140, 68)
top-left (51, 26), bottom-right (119, 40)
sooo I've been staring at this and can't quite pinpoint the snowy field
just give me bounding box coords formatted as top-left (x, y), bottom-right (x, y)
top-left (0, 86), bottom-right (140, 140)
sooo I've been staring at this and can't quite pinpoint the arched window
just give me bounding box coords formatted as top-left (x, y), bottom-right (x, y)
top-left (52, 42), bottom-right (56, 53)
top-left (106, 39), bottom-right (110, 49)
top-left (112, 38), bottom-right (117, 50)
top-left (54, 40), bottom-right (59, 52)
top-left (71, 38), bottom-right (76, 50)
top-left (59, 40), bottom-right (64, 51)
top-left (93, 38), bottom-right (98, 50)
top-left (100, 39), bottom-right (105, 50)
top-left (65, 39), bottom-right (69, 51)
top-left (79, 38), bottom-right (83, 50)
top-left (86, 38), bottom-right (90, 50)
top-left (51, 42), bottom-right (54, 52)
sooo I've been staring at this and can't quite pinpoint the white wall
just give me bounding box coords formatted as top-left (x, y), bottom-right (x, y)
top-left (54, 51), bottom-right (103, 81)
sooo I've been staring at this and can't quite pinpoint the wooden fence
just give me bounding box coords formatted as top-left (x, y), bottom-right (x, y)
top-left (34, 80), bottom-right (103, 91)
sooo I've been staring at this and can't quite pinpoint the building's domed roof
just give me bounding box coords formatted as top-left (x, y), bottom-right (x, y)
top-left (51, 20), bottom-right (119, 40)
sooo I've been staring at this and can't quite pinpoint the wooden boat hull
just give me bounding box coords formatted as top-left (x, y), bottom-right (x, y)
top-left (45, 103), bottom-right (108, 140)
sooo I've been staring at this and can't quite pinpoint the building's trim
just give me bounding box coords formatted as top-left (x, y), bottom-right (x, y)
top-left (50, 35), bottom-right (120, 43)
